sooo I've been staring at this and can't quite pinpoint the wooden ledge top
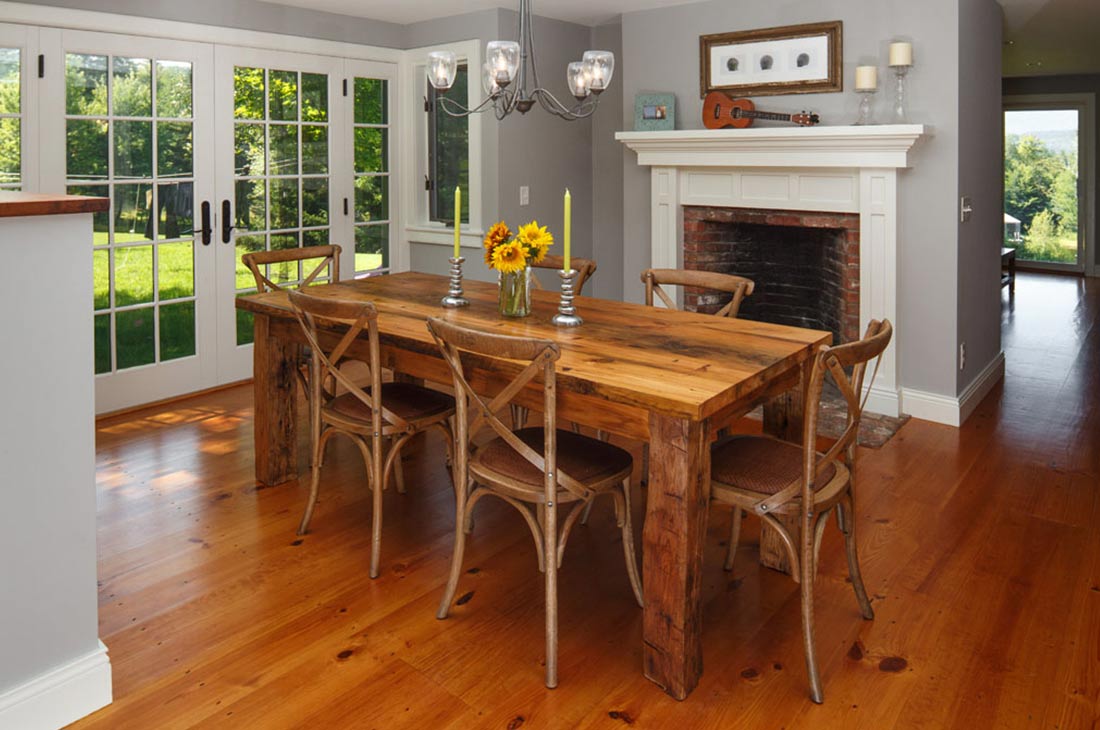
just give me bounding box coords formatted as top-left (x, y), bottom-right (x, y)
top-left (0, 192), bottom-right (111, 218)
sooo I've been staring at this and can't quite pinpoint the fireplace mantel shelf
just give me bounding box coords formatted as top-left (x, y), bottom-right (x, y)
top-left (616, 124), bottom-right (928, 169)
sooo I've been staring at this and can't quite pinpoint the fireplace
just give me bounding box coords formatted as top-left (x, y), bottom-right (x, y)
top-left (681, 206), bottom-right (860, 346)
top-left (617, 125), bottom-right (927, 418)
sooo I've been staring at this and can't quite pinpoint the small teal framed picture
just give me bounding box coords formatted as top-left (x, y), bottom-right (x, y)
top-left (634, 92), bottom-right (675, 131)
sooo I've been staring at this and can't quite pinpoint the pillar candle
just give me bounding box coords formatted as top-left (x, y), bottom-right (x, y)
top-left (563, 188), bottom-right (571, 272)
top-left (889, 42), bottom-right (913, 67)
top-left (453, 186), bottom-right (461, 258)
top-left (855, 65), bottom-right (878, 91)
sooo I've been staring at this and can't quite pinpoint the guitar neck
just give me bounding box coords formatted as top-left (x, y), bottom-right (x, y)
top-left (739, 109), bottom-right (793, 122)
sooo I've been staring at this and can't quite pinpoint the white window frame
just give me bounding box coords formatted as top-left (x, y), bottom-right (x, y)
top-left (400, 39), bottom-right (485, 270)
top-left (0, 21), bottom-right (39, 192)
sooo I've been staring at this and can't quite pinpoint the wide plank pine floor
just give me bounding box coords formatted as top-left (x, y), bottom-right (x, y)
top-left (73, 273), bottom-right (1100, 729)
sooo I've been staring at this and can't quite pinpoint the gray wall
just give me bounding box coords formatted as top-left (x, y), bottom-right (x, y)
top-left (1003, 73), bottom-right (1100, 274)
top-left (616, 0), bottom-right (991, 401)
top-left (18, 0), bottom-right (407, 47)
top-left (589, 20), bottom-right (625, 300)
top-left (956, 0), bottom-right (1004, 393)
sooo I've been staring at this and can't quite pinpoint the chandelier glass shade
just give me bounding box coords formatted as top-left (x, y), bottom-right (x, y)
top-left (426, 0), bottom-right (614, 121)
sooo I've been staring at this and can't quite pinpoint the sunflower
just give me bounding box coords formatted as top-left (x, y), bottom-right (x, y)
top-left (491, 240), bottom-right (528, 274)
top-left (483, 221), bottom-right (512, 265)
top-left (515, 221), bottom-right (553, 263)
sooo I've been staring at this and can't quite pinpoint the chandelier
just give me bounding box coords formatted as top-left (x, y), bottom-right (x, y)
top-left (426, 0), bottom-right (615, 121)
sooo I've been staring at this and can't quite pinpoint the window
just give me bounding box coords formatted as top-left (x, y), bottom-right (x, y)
top-left (0, 47), bottom-right (21, 190)
top-left (427, 63), bottom-right (469, 226)
top-left (353, 75), bottom-right (390, 276)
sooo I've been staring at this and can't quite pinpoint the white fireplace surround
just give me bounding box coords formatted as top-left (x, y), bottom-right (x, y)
top-left (617, 125), bottom-right (927, 419)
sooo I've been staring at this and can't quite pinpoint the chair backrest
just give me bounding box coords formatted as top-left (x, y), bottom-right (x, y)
top-left (288, 289), bottom-right (412, 433)
top-left (426, 317), bottom-right (591, 503)
top-left (531, 255), bottom-right (597, 296)
top-left (641, 268), bottom-right (754, 318)
top-left (243, 244), bottom-right (342, 293)
top-left (798, 319), bottom-right (894, 505)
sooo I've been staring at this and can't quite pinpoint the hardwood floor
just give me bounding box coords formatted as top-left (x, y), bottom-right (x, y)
top-left (72, 273), bottom-right (1099, 729)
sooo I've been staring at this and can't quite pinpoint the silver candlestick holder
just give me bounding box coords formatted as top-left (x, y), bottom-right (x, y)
top-left (891, 66), bottom-right (909, 122)
top-left (854, 89), bottom-right (876, 126)
top-left (440, 256), bottom-right (469, 308)
top-left (551, 269), bottom-right (583, 327)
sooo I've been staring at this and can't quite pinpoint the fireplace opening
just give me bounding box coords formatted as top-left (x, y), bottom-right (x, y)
top-left (682, 206), bottom-right (859, 345)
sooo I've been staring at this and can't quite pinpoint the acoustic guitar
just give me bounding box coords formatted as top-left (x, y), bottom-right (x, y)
top-left (702, 91), bottom-right (820, 129)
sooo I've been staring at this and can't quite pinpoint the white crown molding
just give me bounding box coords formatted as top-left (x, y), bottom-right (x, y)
top-left (616, 125), bottom-right (928, 169)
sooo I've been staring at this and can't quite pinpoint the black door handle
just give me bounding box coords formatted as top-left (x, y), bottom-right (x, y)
top-left (199, 201), bottom-right (213, 245)
top-left (221, 200), bottom-right (234, 243)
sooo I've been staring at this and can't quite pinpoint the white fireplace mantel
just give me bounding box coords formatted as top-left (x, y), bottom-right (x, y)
top-left (617, 124), bottom-right (928, 418)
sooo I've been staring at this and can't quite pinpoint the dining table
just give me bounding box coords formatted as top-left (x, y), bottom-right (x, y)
top-left (236, 270), bottom-right (830, 700)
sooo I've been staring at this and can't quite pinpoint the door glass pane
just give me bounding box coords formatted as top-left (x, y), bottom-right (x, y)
top-left (1004, 109), bottom-right (1080, 266)
top-left (66, 52), bottom-right (197, 374)
top-left (112, 57), bottom-right (151, 117)
top-left (232, 66), bottom-right (330, 345)
top-left (156, 61), bottom-right (192, 118)
top-left (353, 76), bottom-right (390, 276)
top-left (428, 66), bottom-right (468, 225)
top-left (0, 48), bottom-right (19, 190)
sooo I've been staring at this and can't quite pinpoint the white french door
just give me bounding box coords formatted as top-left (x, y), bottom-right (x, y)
top-left (40, 30), bottom-right (217, 413)
top-left (23, 24), bottom-right (398, 413)
top-left (212, 47), bottom-right (348, 382)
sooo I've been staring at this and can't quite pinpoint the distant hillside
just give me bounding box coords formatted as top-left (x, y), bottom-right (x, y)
top-left (1007, 129), bottom-right (1078, 156)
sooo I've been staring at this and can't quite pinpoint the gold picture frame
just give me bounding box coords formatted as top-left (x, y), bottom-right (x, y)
top-left (700, 20), bottom-right (843, 98)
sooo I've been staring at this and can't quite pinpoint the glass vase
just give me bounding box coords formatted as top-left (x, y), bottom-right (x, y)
top-left (498, 267), bottom-right (532, 318)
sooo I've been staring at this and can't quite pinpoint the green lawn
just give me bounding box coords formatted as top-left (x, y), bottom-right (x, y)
top-left (1009, 233), bottom-right (1078, 265)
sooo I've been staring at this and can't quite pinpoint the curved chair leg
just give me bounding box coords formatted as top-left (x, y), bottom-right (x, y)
top-left (510, 404), bottom-right (528, 430)
top-left (616, 481), bottom-right (644, 608)
top-left (437, 479), bottom-right (471, 619)
top-left (369, 459), bottom-right (384, 578)
top-left (297, 426), bottom-right (334, 535)
top-left (579, 499), bottom-right (595, 526)
top-left (801, 514), bottom-right (824, 704)
top-left (723, 508), bottom-right (742, 572)
top-left (393, 438), bottom-right (407, 494)
top-left (839, 493), bottom-right (874, 620)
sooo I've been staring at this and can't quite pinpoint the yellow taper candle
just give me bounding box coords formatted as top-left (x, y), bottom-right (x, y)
top-left (563, 188), bottom-right (571, 272)
top-left (453, 187), bottom-right (461, 258)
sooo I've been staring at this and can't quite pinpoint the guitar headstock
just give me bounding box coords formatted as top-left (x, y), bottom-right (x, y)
top-left (792, 111), bottom-right (820, 127)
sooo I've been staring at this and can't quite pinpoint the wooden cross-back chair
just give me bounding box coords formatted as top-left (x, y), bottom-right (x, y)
top-left (288, 290), bottom-right (455, 578)
top-left (427, 317), bottom-right (643, 689)
top-left (710, 319), bottom-right (893, 703)
top-left (242, 245), bottom-right (343, 405)
top-left (641, 268), bottom-right (755, 318)
top-left (530, 255), bottom-right (598, 296)
top-left (510, 255), bottom-right (598, 433)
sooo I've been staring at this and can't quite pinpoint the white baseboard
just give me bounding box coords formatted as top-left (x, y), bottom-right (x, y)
top-left (0, 641), bottom-right (112, 730)
top-left (900, 352), bottom-right (1005, 427)
top-left (957, 351), bottom-right (1006, 424)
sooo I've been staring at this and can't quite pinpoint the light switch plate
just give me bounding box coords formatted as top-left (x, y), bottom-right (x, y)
top-left (960, 196), bottom-right (972, 223)
top-left (520, 186), bottom-right (529, 206)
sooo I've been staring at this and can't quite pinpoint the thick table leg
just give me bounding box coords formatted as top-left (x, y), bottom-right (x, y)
top-left (642, 412), bottom-right (710, 700)
top-left (759, 358), bottom-right (811, 574)
top-left (253, 313), bottom-right (299, 486)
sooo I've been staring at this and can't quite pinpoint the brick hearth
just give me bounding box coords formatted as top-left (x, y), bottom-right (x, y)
top-left (682, 206), bottom-right (860, 345)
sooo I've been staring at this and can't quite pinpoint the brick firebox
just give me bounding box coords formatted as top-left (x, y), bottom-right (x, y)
top-left (682, 205), bottom-right (860, 345)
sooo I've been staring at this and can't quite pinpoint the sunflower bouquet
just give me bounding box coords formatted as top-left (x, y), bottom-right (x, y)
top-left (483, 220), bottom-right (554, 317)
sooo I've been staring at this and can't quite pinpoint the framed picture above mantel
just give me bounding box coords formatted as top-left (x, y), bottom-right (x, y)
top-left (700, 20), bottom-right (843, 98)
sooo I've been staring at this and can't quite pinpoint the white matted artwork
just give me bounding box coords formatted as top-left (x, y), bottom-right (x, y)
top-left (700, 21), bottom-right (842, 97)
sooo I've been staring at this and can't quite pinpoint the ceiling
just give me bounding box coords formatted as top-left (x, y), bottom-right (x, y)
top-left (257, 0), bottom-right (701, 27)
top-left (1000, 0), bottom-right (1100, 76)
